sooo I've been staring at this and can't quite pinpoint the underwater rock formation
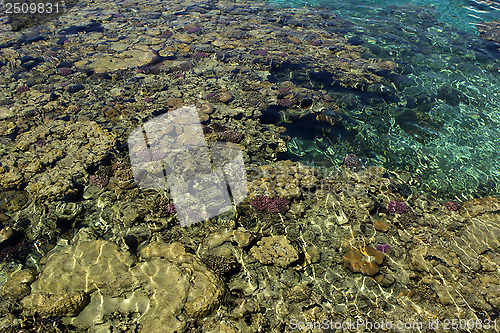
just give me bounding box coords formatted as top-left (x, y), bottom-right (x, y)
top-left (250, 235), bottom-right (299, 268)
top-left (343, 245), bottom-right (385, 276)
top-left (20, 239), bottom-right (226, 332)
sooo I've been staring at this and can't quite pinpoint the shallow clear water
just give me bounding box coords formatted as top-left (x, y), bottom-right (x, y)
top-left (267, 0), bottom-right (500, 33)
top-left (0, 0), bottom-right (500, 331)
top-left (261, 0), bottom-right (500, 199)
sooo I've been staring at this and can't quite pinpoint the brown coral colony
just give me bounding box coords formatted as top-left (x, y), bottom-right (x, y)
top-left (343, 246), bottom-right (385, 276)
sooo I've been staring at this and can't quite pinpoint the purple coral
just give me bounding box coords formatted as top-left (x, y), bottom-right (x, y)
top-left (267, 196), bottom-right (289, 213)
top-left (444, 201), bottom-right (460, 211)
top-left (167, 203), bottom-right (176, 213)
top-left (343, 154), bottom-right (361, 168)
top-left (376, 244), bottom-right (391, 253)
top-left (34, 139), bottom-right (46, 147)
top-left (387, 200), bottom-right (409, 214)
top-left (186, 26), bottom-right (201, 33)
top-left (278, 98), bottom-right (293, 107)
top-left (135, 149), bottom-right (165, 161)
top-left (250, 195), bottom-right (289, 213)
top-left (192, 52), bottom-right (209, 58)
top-left (254, 49), bottom-right (268, 56)
top-left (16, 86), bottom-right (29, 93)
top-left (89, 174), bottom-right (109, 188)
top-left (278, 87), bottom-right (291, 95)
top-left (250, 195), bottom-right (271, 211)
top-left (58, 67), bottom-right (73, 75)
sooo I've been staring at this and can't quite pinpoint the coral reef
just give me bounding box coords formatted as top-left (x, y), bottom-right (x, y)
top-left (4, 120), bottom-right (115, 203)
top-left (443, 201), bottom-right (460, 211)
top-left (250, 235), bottom-right (299, 268)
top-left (88, 174), bottom-right (108, 188)
top-left (342, 153), bottom-right (361, 168)
top-left (373, 220), bottom-right (389, 232)
top-left (248, 160), bottom-right (320, 200)
top-left (387, 200), bottom-right (409, 213)
top-left (0, 227), bottom-right (13, 244)
top-left (23, 291), bottom-right (90, 317)
top-left (0, 0), bottom-right (499, 331)
top-left (216, 130), bottom-right (244, 143)
top-left (343, 245), bottom-right (385, 276)
top-left (250, 195), bottom-right (289, 213)
top-left (202, 254), bottom-right (239, 276)
top-left (1, 269), bottom-right (35, 299)
top-left (0, 190), bottom-right (29, 212)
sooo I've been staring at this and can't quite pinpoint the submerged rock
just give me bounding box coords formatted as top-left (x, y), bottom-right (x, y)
top-left (343, 245), bottom-right (385, 276)
top-left (1, 268), bottom-right (35, 299)
top-left (250, 235), bottom-right (299, 268)
top-left (84, 46), bottom-right (158, 73)
top-left (21, 239), bottom-right (226, 332)
top-left (476, 20), bottom-right (500, 44)
top-left (0, 190), bottom-right (29, 211)
top-left (23, 291), bottom-right (90, 317)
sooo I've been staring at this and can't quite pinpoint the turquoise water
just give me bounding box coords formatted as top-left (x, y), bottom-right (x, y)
top-left (267, 0), bottom-right (500, 33)
top-left (1, 0), bottom-right (500, 330)
top-left (263, 0), bottom-right (500, 199)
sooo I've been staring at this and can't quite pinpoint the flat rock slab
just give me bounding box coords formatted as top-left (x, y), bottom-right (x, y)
top-left (21, 240), bottom-right (226, 333)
